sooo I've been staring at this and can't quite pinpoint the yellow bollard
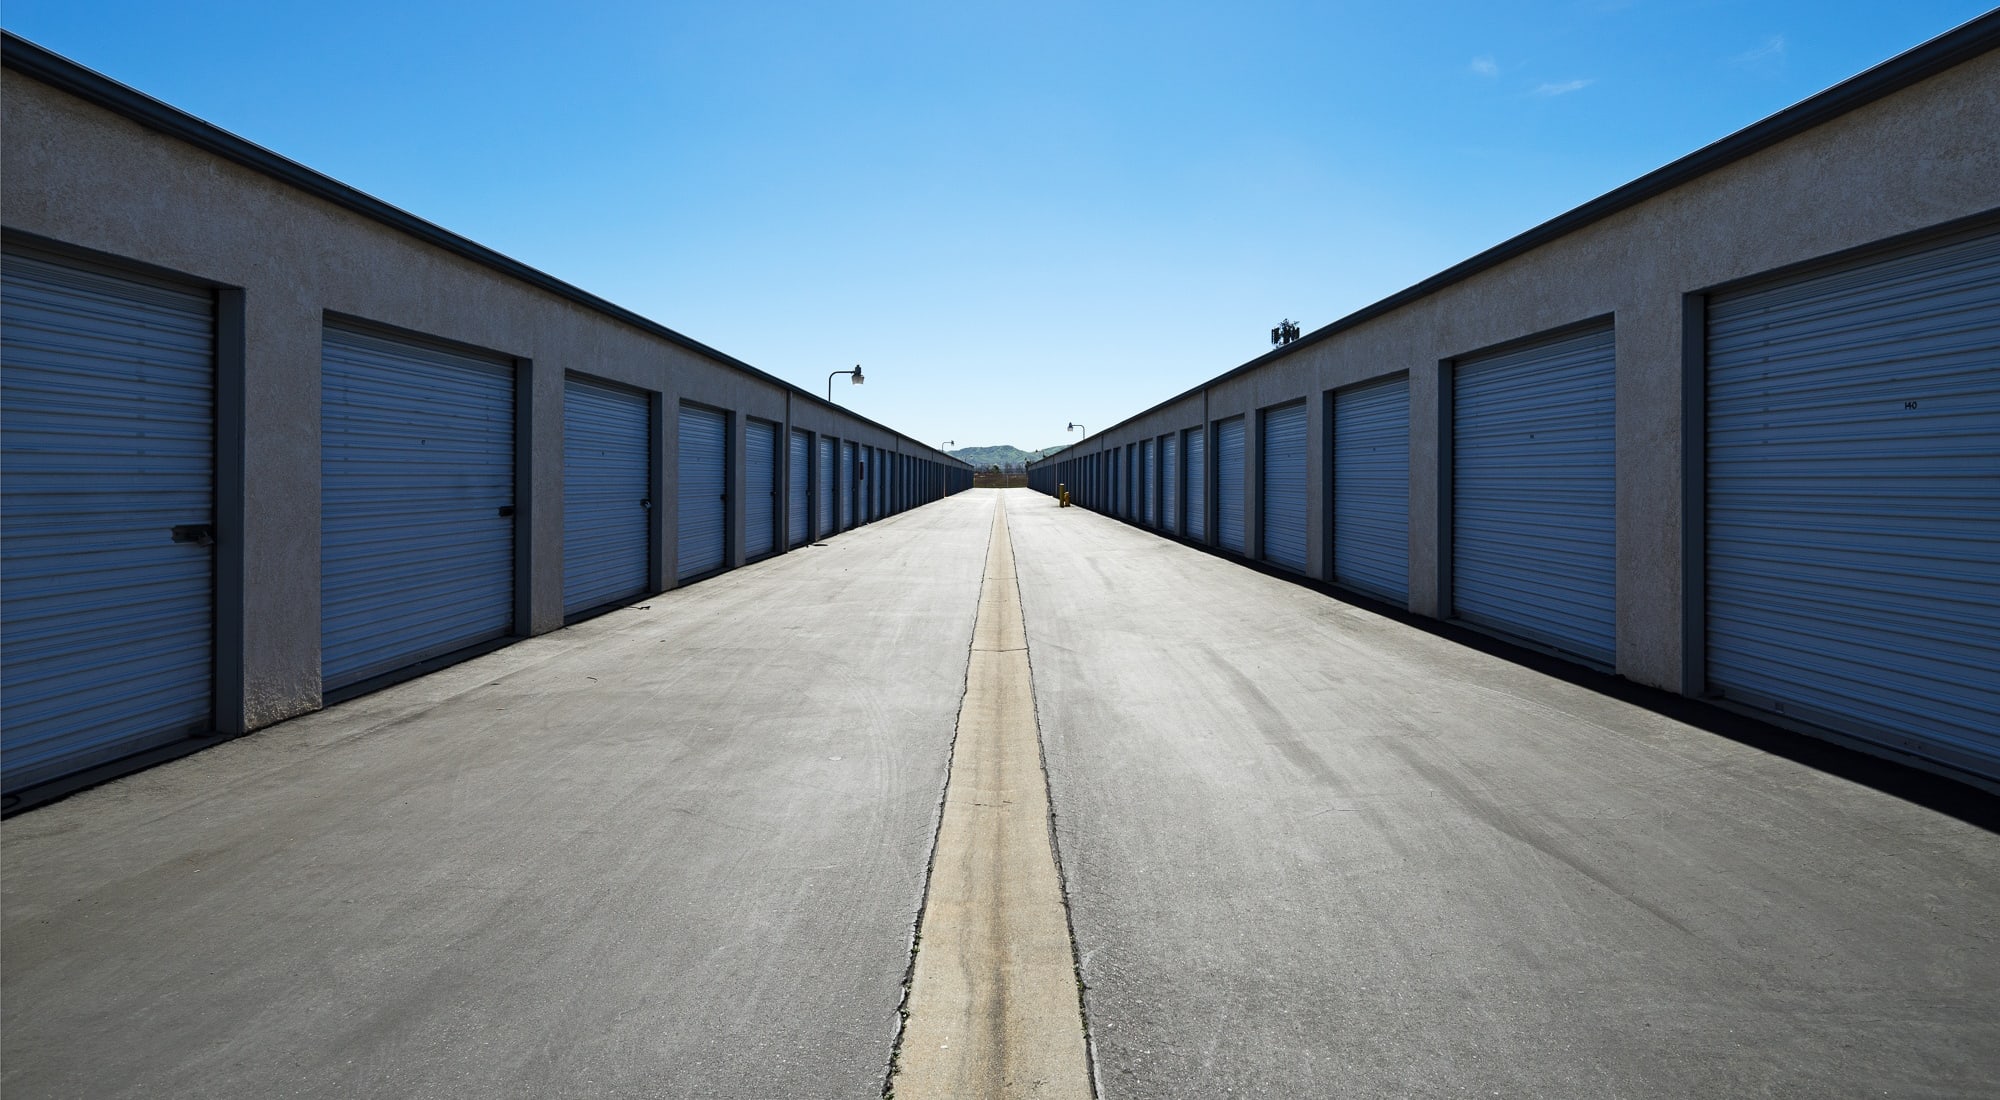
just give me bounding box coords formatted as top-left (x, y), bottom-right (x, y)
top-left (1058, 483), bottom-right (1070, 507)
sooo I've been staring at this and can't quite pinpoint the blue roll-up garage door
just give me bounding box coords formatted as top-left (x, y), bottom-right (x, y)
top-left (789, 430), bottom-right (812, 548)
top-left (1453, 325), bottom-right (1616, 666)
top-left (1127, 445), bottom-right (1138, 519)
top-left (818, 438), bottom-right (836, 537)
top-left (1707, 227), bottom-right (2000, 779)
top-left (322, 326), bottom-right (515, 693)
top-left (1261, 402), bottom-right (1308, 573)
top-left (2, 252), bottom-right (215, 795)
top-left (1141, 439), bottom-right (1156, 526)
top-left (1161, 435), bottom-right (1179, 534)
top-left (840, 442), bottom-right (856, 529)
top-left (562, 375), bottom-right (651, 618)
top-left (677, 404), bottom-right (727, 580)
top-left (1334, 375), bottom-right (1411, 603)
top-left (745, 418), bottom-right (777, 561)
top-left (1216, 417), bottom-right (1247, 554)
top-left (874, 449), bottom-right (886, 519)
top-left (1185, 428), bottom-right (1206, 542)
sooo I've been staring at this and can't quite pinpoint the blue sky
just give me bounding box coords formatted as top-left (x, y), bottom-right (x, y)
top-left (5, 2), bottom-right (1992, 451)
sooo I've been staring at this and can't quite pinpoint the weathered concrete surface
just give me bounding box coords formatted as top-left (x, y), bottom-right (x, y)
top-left (0, 491), bottom-right (995, 1100)
top-left (892, 496), bottom-right (1091, 1099)
top-left (1006, 491), bottom-right (2000, 1099)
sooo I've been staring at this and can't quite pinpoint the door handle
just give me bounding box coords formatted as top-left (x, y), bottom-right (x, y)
top-left (171, 524), bottom-right (215, 547)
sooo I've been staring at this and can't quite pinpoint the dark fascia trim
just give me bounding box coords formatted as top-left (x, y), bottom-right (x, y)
top-left (0, 32), bottom-right (970, 472)
top-left (1029, 9), bottom-right (2000, 470)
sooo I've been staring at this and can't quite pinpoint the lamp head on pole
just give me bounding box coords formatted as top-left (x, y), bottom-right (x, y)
top-left (851, 364), bottom-right (864, 385)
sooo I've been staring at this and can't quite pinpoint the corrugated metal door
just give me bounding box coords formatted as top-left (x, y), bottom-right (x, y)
top-left (817, 438), bottom-right (836, 537)
top-left (840, 442), bottom-right (856, 529)
top-left (1141, 440), bottom-right (1156, 526)
top-left (1162, 435), bottom-right (1179, 533)
top-left (1, 253), bottom-right (215, 794)
top-left (1127, 445), bottom-right (1138, 518)
top-left (1707, 227), bottom-right (2000, 777)
top-left (1333, 375), bottom-right (1411, 603)
top-left (1453, 325), bottom-right (1616, 665)
top-left (745, 419), bottom-right (777, 560)
top-left (1185, 428), bottom-right (1206, 541)
top-left (562, 375), bottom-right (650, 618)
top-left (789, 430), bottom-right (812, 548)
top-left (1216, 417), bottom-right (1246, 554)
top-left (858, 446), bottom-right (871, 520)
top-left (1261, 402), bottom-right (1308, 573)
top-left (322, 327), bottom-right (515, 691)
top-left (677, 404), bottom-right (727, 579)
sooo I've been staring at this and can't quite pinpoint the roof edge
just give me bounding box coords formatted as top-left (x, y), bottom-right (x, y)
top-left (1033, 9), bottom-right (2000, 466)
top-left (0, 32), bottom-right (969, 468)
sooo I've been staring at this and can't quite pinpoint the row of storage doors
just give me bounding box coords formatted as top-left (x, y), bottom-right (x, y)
top-left (0, 247), bottom-right (957, 798)
top-left (1041, 225), bottom-right (1998, 781)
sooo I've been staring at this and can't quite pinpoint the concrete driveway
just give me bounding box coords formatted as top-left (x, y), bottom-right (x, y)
top-left (2, 491), bottom-right (997, 1100)
top-left (1008, 493), bottom-right (2000, 1099)
top-left (7, 488), bottom-right (1998, 1099)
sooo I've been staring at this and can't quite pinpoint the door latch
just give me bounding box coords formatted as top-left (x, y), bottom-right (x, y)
top-left (171, 524), bottom-right (215, 547)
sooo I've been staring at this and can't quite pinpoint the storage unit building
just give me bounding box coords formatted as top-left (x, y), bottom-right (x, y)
top-left (1026, 18), bottom-right (1999, 787)
top-left (0, 34), bottom-right (974, 806)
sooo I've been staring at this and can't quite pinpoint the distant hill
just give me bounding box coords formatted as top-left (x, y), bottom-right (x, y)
top-left (949, 444), bottom-right (1065, 467)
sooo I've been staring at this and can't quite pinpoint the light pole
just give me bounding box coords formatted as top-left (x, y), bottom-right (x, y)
top-left (827, 364), bottom-right (864, 402)
top-left (1067, 421), bottom-right (1086, 439)
top-left (941, 440), bottom-right (955, 449)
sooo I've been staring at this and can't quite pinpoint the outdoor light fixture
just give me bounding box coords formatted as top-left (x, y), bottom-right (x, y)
top-left (1067, 421), bottom-right (1086, 437)
top-left (942, 440), bottom-right (955, 448)
top-left (827, 364), bottom-right (864, 401)
top-left (1271, 319), bottom-right (1301, 347)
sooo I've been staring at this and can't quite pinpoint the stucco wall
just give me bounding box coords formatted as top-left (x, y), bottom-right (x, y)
top-left (2, 66), bottom-right (966, 734)
top-left (1032, 44), bottom-right (2000, 695)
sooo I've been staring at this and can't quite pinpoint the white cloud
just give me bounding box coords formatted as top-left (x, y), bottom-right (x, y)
top-left (1531, 79), bottom-right (1594, 97)
top-left (1469, 55), bottom-right (1499, 77)
top-left (1732, 35), bottom-right (1787, 65)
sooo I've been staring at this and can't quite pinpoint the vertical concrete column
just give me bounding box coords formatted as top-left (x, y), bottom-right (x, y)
top-left (1407, 360), bottom-right (1445, 618)
top-left (1614, 300), bottom-right (1686, 692)
top-left (238, 294), bottom-right (324, 730)
top-left (521, 358), bottom-right (565, 635)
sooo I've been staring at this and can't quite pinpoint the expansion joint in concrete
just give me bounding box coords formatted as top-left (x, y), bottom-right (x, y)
top-left (886, 493), bottom-right (1094, 1100)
